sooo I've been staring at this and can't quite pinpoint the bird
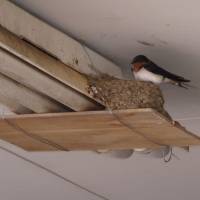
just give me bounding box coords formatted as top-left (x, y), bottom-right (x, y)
top-left (131, 55), bottom-right (190, 88)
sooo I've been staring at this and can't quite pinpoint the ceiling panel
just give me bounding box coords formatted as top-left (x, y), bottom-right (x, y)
top-left (10, 0), bottom-right (200, 82)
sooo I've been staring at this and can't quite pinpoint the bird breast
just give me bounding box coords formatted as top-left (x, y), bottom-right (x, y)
top-left (134, 68), bottom-right (163, 84)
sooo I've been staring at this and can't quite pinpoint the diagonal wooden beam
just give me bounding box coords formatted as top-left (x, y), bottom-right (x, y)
top-left (0, 26), bottom-right (95, 98)
top-left (0, 73), bottom-right (67, 113)
top-left (0, 48), bottom-right (102, 111)
top-left (0, 0), bottom-right (123, 77)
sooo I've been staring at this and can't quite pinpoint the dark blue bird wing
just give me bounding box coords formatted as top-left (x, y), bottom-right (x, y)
top-left (143, 61), bottom-right (190, 82)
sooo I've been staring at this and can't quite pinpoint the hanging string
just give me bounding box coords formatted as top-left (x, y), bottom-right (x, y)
top-left (163, 147), bottom-right (172, 162)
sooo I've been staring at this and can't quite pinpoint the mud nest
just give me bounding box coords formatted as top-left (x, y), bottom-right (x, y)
top-left (87, 75), bottom-right (172, 120)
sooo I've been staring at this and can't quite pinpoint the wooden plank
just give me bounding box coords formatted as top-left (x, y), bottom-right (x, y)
top-left (0, 0), bottom-right (123, 78)
top-left (0, 73), bottom-right (67, 113)
top-left (0, 121), bottom-right (57, 151)
top-left (0, 26), bottom-right (103, 107)
top-left (0, 48), bottom-right (102, 111)
top-left (0, 108), bottom-right (199, 151)
top-left (0, 26), bottom-right (88, 96)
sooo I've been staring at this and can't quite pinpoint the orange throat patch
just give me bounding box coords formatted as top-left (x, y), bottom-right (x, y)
top-left (133, 62), bottom-right (145, 72)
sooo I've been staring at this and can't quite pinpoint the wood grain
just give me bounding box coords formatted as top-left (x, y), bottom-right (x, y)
top-left (0, 26), bottom-right (91, 96)
top-left (0, 73), bottom-right (66, 113)
top-left (0, 48), bottom-right (102, 111)
top-left (0, 0), bottom-right (123, 77)
top-left (0, 108), bottom-right (199, 151)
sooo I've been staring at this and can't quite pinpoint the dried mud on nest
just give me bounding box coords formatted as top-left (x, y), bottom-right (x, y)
top-left (87, 75), bottom-right (172, 120)
top-left (87, 75), bottom-right (192, 152)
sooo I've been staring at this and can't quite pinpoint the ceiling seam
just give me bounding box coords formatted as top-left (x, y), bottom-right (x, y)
top-left (0, 145), bottom-right (110, 200)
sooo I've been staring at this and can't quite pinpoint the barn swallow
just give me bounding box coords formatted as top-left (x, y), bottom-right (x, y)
top-left (131, 55), bottom-right (190, 88)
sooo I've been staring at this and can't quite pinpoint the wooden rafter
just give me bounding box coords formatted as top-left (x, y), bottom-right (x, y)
top-left (0, 73), bottom-right (67, 113)
top-left (0, 26), bottom-right (93, 98)
top-left (0, 0), bottom-right (122, 112)
top-left (0, 0), bottom-right (123, 77)
top-left (0, 48), bottom-right (102, 111)
top-left (0, 26), bottom-right (104, 111)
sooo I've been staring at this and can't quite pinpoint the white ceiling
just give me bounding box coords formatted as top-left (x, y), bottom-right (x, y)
top-left (9, 0), bottom-right (200, 82)
top-left (1, 0), bottom-right (200, 200)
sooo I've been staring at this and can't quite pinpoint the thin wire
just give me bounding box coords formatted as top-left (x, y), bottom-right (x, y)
top-left (171, 151), bottom-right (181, 161)
top-left (106, 108), bottom-right (178, 162)
top-left (162, 147), bottom-right (180, 162)
top-left (163, 147), bottom-right (172, 162)
top-left (81, 44), bottom-right (103, 75)
top-left (0, 145), bottom-right (110, 200)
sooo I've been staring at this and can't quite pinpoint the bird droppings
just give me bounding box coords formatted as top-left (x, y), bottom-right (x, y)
top-left (87, 75), bottom-right (172, 120)
top-left (158, 39), bottom-right (168, 45)
top-left (137, 40), bottom-right (155, 47)
top-left (73, 57), bottom-right (79, 65)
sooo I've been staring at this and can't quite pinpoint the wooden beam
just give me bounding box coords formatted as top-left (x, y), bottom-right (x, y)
top-left (0, 73), bottom-right (67, 113)
top-left (0, 26), bottom-right (104, 107)
top-left (0, 108), bottom-right (199, 151)
top-left (0, 26), bottom-right (88, 95)
top-left (0, 48), bottom-right (102, 111)
top-left (0, 0), bottom-right (123, 78)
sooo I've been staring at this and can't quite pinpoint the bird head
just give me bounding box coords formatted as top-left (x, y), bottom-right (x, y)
top-left (131, 55), bottom-right (149, 72)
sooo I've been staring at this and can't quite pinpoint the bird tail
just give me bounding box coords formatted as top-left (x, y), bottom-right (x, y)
top-left (178, 81), bottom-right (198, 89)
top-left (176, 77), bottom-right (190, 83)
top-left (173, 76), bottom-right (190, 89)
top-left (178, 82), bottom-right (189, 89)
